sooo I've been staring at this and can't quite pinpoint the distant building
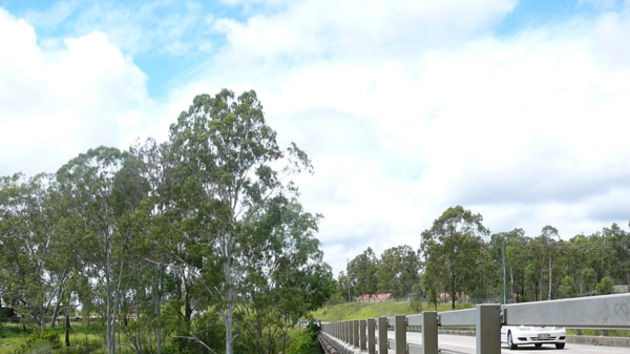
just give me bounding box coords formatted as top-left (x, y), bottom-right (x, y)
top-left (356, 293), bottom-right (391, 302)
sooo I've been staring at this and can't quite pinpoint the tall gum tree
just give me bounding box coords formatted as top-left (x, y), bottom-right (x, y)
top-left (377, 245), bottom-right (421, 299)
top-left (167, 89), bottom-right (315, 354)
top-left (56, 146), bottom-right (145, 354)
top-left (420, 206), bottom-right (489, 309)
top-left (0, 173), bottom-right (62, 330)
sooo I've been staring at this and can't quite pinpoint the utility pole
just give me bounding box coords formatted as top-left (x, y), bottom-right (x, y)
top-left (502, 236), bottom-right (507, 304)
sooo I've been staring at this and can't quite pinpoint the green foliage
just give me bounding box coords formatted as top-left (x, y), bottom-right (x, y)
top-left (285, 327), bottom-right (321, 354)
top-left (377, 245), bottom-right (421, 298)
top-left (409, 284), bottom-right (424, 313)
top-left (596, 276), bottom-right (615, 295)
top-left (420, 205), bottom-right (489, 310)
top-left (558, 276), bottom-right (578, 298)
top-left (347, 248), bottom-right (379, 297)
top-left (13, 329), bottom-right (61, 354)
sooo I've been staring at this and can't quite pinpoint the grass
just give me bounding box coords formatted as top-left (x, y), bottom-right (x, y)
top-left (312, 301), bottom-right (470, 322)
top-left (0, 323), bottom-right (26, 354)
top-left (0, 321), bottom-right (117, 354)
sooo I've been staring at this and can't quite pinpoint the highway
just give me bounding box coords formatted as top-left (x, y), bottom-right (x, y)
top-left (404, 333), bottom-right (629, 354)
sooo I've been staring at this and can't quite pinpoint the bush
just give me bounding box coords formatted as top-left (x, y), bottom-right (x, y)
top-left (13, 329), bottom-right (61, 354)
top-left (285, 327), bottom-right (322, 354)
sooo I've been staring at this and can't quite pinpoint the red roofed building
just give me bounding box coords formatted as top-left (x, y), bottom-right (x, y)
top-left (356, 293), bottom-right (392, 302)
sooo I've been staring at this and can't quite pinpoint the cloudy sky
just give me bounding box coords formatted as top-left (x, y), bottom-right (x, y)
top-left (1, 0), bottom-right (629, 275)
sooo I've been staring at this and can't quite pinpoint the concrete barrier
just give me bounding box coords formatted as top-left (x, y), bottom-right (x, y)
top-left (567, 335), bottom-right (630, 347)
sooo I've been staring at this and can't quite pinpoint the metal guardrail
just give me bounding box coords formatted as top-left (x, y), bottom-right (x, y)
top-left (319, 293), bottom-right (630, 354)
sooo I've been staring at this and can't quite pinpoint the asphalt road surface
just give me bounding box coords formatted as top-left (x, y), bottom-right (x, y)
top-left (403, 333), bottom-right (629, 354)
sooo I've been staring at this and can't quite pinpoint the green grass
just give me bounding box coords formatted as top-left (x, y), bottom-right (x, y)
top-left (0, 323), bottom-right (26, 354)
top-left (0, 322), bottom-right (120, 354)
top-left (312, 301), bottom-right (468, 322)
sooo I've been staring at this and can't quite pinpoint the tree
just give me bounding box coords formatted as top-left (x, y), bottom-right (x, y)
top-left (347, 247), bottom-right (379, 298)
top-left (56, 146), bottom-right (147, 354)
top-left (238, 196), bottom-right (334, 354)
top-left (539, 225), bottom-right (564, 300)
top-left (376, 245), bottom-right (421, 299)
top-left (420, 206), bottom-right (489, 309)
top-left (601, 223), bottom-right (630, 286)
top-left (167, 89), bottom-right (318, 354)
top-left (334, 272), bottom-right (353, 303)
top-left (558, 276), bottom-right (577, 298)
top-left (596, 276), bottom-right (615, 295)
top-left (0, 173), bottom-right (60, 329)
top-left (490, 229), bottom-right (530, 302)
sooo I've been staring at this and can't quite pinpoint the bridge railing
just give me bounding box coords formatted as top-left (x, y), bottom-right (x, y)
top-left (319, 293), bottom-right (630, 354)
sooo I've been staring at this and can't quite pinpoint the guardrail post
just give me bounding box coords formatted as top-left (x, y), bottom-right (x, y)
top-left (394, 315), bottom-right (407, 354)
top-left (378, 316), bottom-right (388, 354)
top-left (353, 320), bottom-right (360, 347)
top-left (360, 319), bottom-right (367, 350)
top-left (346, 321), bottom-right (352, 345)
top-left (421, 311), bottom-right (438, 354)
top-left (367, 318), bottom-right (376, 354)
top-left (476, 304), bottom-right (501, 354)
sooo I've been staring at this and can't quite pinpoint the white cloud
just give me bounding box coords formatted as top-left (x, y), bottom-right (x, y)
top-left (176, 1), bottom-right (630, 274)
top-left (0, 8), bottom-right (150, 175)
top-left (3, 0), bottom-right (630, 276)
top-left (213, 0), bottom-right (517, 63)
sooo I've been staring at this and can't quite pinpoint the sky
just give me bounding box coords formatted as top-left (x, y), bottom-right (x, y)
top-left (1, 0), bottom-right (630, 276)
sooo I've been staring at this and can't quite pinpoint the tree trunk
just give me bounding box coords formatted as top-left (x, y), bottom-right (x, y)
top-left (225, 265), bottom-right (234, 354)
top-left (548, 252), bottom-right (553, 300)
top-left (64, 307), bottom-right (71, 347)
top-left (50, 286), bottom-right (64, 328)
top-left (450, 268), bottom-right (456, 310)
top-left (154, 264), bottom-right (163, 354)
top-left (184, 281), bottom-right (192, 322)
top-left (224, 232), bottom-right (234, 354)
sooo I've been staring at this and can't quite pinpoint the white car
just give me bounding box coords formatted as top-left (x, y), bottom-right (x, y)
top-left (501, 325), bottom-right (566, 350)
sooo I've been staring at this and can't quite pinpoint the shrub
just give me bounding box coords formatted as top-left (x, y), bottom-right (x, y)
top-left (13, 329), bottom-right (61, 354)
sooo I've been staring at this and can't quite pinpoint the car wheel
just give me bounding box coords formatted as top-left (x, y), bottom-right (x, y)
top-left (508, 332), bottom-right (517, 350)
top-left (555, 343), bottom-right (565, 349)
top-left (535, 343), bottom-right (542, 348)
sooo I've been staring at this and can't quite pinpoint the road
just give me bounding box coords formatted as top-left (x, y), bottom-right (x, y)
top-left (402, 333), bottom-right (629, 354)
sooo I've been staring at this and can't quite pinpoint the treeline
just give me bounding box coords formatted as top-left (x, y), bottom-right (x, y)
top-left (0, 89), bottom-right (336, 354)
top-left (334, 206), bottom-right (629, 310)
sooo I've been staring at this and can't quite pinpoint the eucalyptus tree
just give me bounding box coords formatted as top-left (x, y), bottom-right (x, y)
top-left (490, 229), bottom-right (532, 301)
top-left (0, 173), bottom-right (60, 329)
top-left (167, 89), bottom-right (316, 354)
top-left (239, 197), bottom-right (334, 354)
top-left (335, 271), bottom-right (353, 302)
top-left (420, 206), bottom-right (489, 309)
top-left (125, 138), bottom-right (180, 354)
top-left (376, 245), bottom-right (421, 299)
top-left (347, 247), bottom-right (379, 298)
top-left (56, 146), bottom-right (149, 354)
top-left (540, 225), bottom-right (565, 299)
top-left (565, 234), bottom-right (593, 295)
top-left (601, 223), bottom-right (630, 285)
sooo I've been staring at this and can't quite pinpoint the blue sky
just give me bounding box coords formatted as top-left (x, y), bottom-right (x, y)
top-left (2, 0), bottom-right (611, 99)
top-left (1, 0), bottom-right (630, 275)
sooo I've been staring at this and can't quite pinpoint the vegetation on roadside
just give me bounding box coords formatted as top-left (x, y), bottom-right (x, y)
top-left (0, 89), bottom-right (334, 354)
top-left (313, 301), bottom-right (472, 322)
top-left (0, 320), bottom-right (324, 354)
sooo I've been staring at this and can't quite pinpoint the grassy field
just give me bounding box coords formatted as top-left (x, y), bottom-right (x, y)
top-left (0, 321), bottom-right (111, 354)
top-left (0, 320), bottom-right (321, 354)
top-left (312, 301), bottom-right (471, 322)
